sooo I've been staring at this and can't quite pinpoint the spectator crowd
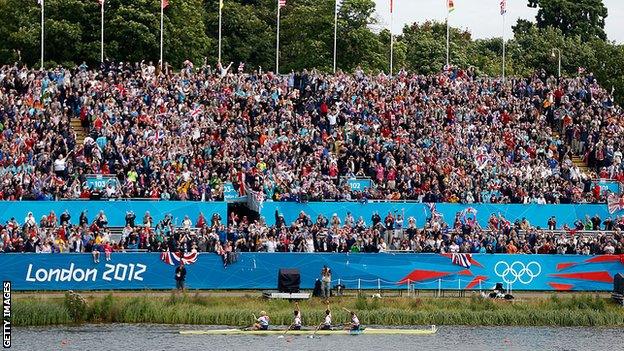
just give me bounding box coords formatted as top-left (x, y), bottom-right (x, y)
top-left (1, 208), bottom-right (623, 257)
top-left (0, 60), bottom-right (622, 203)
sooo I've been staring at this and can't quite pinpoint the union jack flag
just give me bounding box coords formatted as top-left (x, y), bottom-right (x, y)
top-left (607, 194), bottom-right (624, 214)
top-left (189, 104), bottom-right (204, 118)
top-left (160, 251), bottom-right (198, 266)
top-left (425, 203), bottom-right (437, 215)
top-left (452, 253), bottom-right (472, 268)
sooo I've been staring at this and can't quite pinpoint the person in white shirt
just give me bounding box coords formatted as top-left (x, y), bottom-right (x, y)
top-left (253, 311), bottom-right (270, 331)
top-left (24, 212), bottom-right (36, 227)
top-left (377, 238), bottom-right (387, 253)
top-left (345, 309), bottom-right (361, 331)
top-left (290, 302), bottom-right (302, 330)
top-left (53, 151), bottom-right (73, 177)
top-left (265, 237), bottom-right (276, 252)
top-left (320, 305), bottom-right (332, 330)
top-left (449, 242), bottom-right (460, 253)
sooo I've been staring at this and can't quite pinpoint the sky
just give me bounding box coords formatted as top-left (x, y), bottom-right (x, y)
top-left (373, 0), bottom-right (624, 43)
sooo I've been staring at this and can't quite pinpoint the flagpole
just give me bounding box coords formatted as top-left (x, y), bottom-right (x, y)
top-left (502, 10), bottom-right (506, 83)
top-left (41, 0), bottom-right (44, 69)
top-left (390, 0), bottom-right (394, 77)
top-left (101, 0), bottom-right (104, 63)
top-left (160, 0), bottom-right (164, 70)
top-left (446, 1), bottom-right (450, 68)
top-left (218, 0), bottom-right (222, 63)
top-left (333, 0), bottom-right (338, 73)
top-left (276, 0), bottom-right (280, 74)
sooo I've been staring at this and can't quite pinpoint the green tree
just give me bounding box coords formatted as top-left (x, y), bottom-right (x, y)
top-left (335, 0), bottom-right (385, 72)
top-left (0, 0), bottom-right (210, 67)
top-left (0, 0), bottom-right (44, 65)
top-left (398, 21), bottom-right (473, 74)
top-left (527, 0), bottom-right (608, 41)
top-left (204, 0), bottom-right (273, 70)
top-left (280, 0), bottom-right (334, 72)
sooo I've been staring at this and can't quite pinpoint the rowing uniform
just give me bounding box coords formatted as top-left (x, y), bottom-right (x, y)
top-left (320, 313), bottom-right (332, 330)
top-left (351, 314), bottom-right (360, 331)
top-left (258, 315), bottom-right (269, 330)
top-left (293, 311), bottom-right (302, 330)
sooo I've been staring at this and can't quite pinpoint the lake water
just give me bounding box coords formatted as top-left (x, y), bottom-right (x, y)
top-left (10, 324), bottom-right (622, 351)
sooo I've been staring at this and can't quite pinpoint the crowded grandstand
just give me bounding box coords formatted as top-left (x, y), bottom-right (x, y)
top-left (0, 60), bottom-right (623, 256)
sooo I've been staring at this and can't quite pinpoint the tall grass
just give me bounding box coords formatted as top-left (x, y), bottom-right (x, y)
top-left (11, 293), bottom-right (624, 327)
top-left (12, 299), bottom-right (71, 326)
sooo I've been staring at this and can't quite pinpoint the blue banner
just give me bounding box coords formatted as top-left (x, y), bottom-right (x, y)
top-left (0, 253), bottom-right (621, 291)
top-left (85, 175), bottom-right (119, 191)
top-left (0, 201), bottom-right (226, 227)
top-left (346, 179), bottom-right (373, 191)
top-left (261, 202), bottom-right (616, 228)
top-left (223, 182), bottom-right (246, 201)
top-left (593, 180), bottom-right (621, 195)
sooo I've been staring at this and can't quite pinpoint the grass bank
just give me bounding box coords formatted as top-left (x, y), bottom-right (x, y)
top-left (11, 293), bottom-right (624, 327)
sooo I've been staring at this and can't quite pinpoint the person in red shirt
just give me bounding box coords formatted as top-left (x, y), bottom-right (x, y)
top-left (103, 241), bottom-right (112, 262)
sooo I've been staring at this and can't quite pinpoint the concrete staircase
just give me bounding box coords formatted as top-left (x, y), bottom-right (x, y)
top-left (552, 129), bottom-right (591, 175)
top-left (70, 118), bottom-right (87, 145)
top-left (572, 155), bottom-right (591, 174)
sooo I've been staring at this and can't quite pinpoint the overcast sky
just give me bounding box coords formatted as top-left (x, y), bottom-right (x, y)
top-left (373, 0), bottom-right (624, 43)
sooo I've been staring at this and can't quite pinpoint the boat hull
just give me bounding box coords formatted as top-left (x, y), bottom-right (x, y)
top-left (180, 326), bottom-right (437, 336)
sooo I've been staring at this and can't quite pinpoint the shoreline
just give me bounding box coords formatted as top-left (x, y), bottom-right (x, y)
top-left (11, 292), bottom-right (624, 327)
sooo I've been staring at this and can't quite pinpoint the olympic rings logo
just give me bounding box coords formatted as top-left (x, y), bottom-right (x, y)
top-left (494, 261), bottom-right (542, 285)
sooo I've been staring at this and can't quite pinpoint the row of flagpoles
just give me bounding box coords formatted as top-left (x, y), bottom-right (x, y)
top-left (35, 0), bottom-right (508, 77)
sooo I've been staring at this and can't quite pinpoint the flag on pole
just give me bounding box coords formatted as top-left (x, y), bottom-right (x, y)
top-left (447, 0), bottom-right (455, 12)
top-left (390, 0), bottom-right (393, 13)
top-left (336, 0), bottom-right (343, 12)
top-left (98, 0), bottom-right (104, 4)
top-left (278, 0), bottom-right (286, 7)
top-left (162, 0), bottom-right (169, 8)
top-left (220, 0), bottom-right (223, 9)
top-left (500, 0), bottom-right (506, 15)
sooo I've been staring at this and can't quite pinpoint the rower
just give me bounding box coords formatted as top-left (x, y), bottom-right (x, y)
top-left (253, 311), bottom-right (270, 331)
top-left (291, 302), bottom-right (302, 330)
top-left (320, 304), bottom-right (332, 330)
top-left (350, 311), bottom-right (361, 331)
top-left (343, 308), bottom-right (361, 331)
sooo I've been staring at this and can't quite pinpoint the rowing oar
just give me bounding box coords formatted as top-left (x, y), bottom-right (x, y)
top-left (240, 314), bottom-right (256, 331)
top-left (277, 323), bottom-right (294, 339)
top-left (341, 308), bottom-right (352, 331)
top-left (308, 321), bottom-right (324, 339)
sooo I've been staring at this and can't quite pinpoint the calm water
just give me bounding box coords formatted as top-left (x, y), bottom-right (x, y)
top-left (10, 324), bottom-right (622, 351)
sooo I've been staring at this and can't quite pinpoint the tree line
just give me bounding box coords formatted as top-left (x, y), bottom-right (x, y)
top-left (0, 0), bottom-right (622, 101)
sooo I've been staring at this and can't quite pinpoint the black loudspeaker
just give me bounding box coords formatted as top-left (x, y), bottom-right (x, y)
top-left (614, 273), bottom-right (624, 294)
top-left (278, 268), bottom-right (300, 293)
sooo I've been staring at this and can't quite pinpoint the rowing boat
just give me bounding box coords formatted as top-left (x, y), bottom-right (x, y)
top-left (180, 326), bottom-right (437, 336)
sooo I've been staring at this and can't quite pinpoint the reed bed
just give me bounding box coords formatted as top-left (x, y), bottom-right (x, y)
top-left (11, 293), bottom-right (624, 327)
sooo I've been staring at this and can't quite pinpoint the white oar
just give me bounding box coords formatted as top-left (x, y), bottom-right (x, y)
top-left (277, 323), bottom-right (294, 339)
top-left (308, 321), bottom-right (325, 339)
